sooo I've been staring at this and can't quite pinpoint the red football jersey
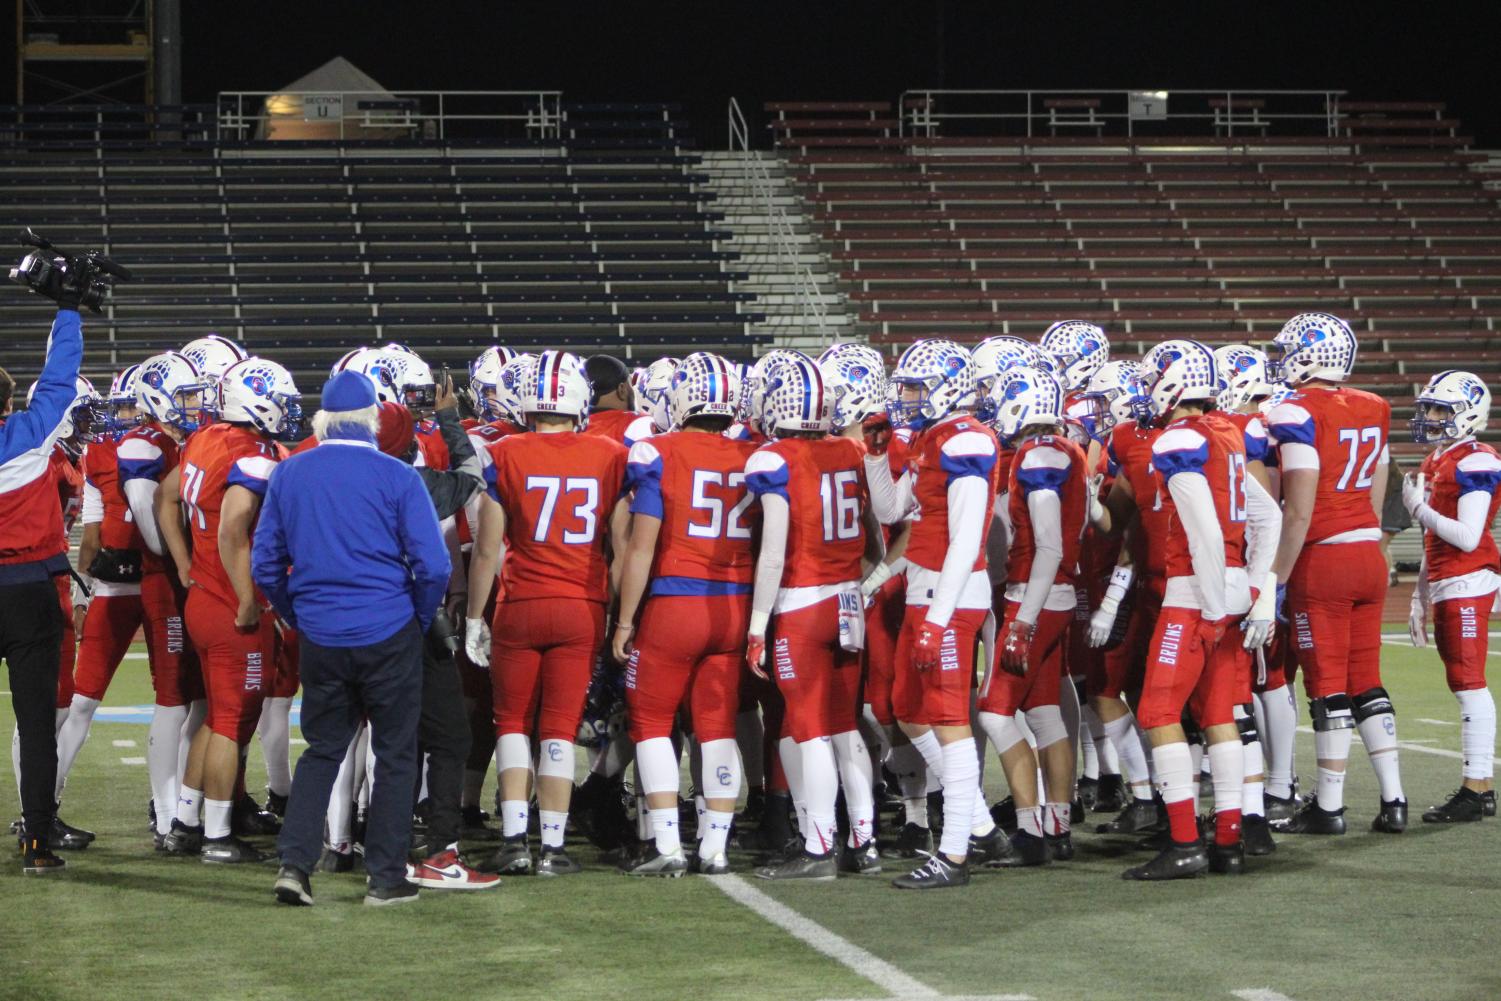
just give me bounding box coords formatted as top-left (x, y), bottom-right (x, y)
top-left (626, 430), bottom-right (761, 586)
top-left (415, 424), bottom-right (449, 470)
top-left (745, 436), bottom-right (867, 588)
top-left (1266, 385), bottom-right (1390, 543)
top-left (1006, 435), bottom-right (1088, 587)
top-left (116, 422), bottom-right (183, 575)
top-left (484, 431), bottom-right (627, 603)
top-left (83, 436), bottom-right (140, 551)
top-left (1152, 414), bottom-right (1248, 580)
top-left (1217, 409), bottom-right (1271, 466)
top-left (180, 423), bottom-right (281, 610)
top-left (904, 415), bottom-right (999, 575)
top-left (1420, 439), bottom-right (1501, 581)
top-left (584, 408), bottom-right (637, 445)
top-left (1107, 422), bottom-right (1169, 579)
top-left (1079, 443), bottom-right (1121, 585)
top-left (48, 445), bottom-right (84, 544)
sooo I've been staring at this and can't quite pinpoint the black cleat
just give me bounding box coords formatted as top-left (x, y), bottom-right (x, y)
top-left (51, 815), bottom-right (93, 851)
top-left (1371, 798), bottom-right (1408, 834)
top-left (1122, 841), bottom-right (1208, 881)
top-left (1077, 776), bottom-right (1100, 811)
top-left (486, 837), bottom-right (533, 875)
top-left (274, 865), bottom-right (314, 906)
top-left (162, 819), bottom-right (203, 855)
top-left (690, 850), bottom-right (732, 875)
top-left (880, 822), bottom-right (933, 860)
top-left (363, 880), bottom-right (419, 907)
top-left (1097, 797), bottom-right (1159, 835)
top-left (19, 835), bottom-right (66, 875)
top-left (1069, 798), bottom-right (1085, 826)
top-left (992, 830), bottom-right (1049, 868)
top-left (264, 790), bottom-right (289, 819)
top-left (1092, 774), bottom-right (1128, 814)
top-left (619, 846), bottom-right (687, 878)
top-left (201, 835), bottom-right (271, 864)
top-left (1046, 832), bottom-right (1075, 862)
top-left (1208, 841), bottom-right (1244, 875)
top-left (1482, 791), bottom-right (1497, 818)
top-left (1282, 799), bottom-right (1346, 835)
top-left (1263, 792), bottom-right (1302, 828)
top-left (891, 852), bottom-right (969, 889)
top-left (839, 841), bottom-right (882, 875)
top-left (757, 834), bottom-right (805, 868)
top-left (967, 826), bottom-right (1014, 868)
top-left (233, 796), bottom-right (282, 837)
top-left (755, 849), bottom-right (837, 882)
top-left (317, 844), bottom-right (358, 873)
top-left (990, 795), bottom-right (1017, 833)
top-left (753, 792), bottom-right (794, 851)
top-left (1242, 814), bottom-right (1277, 856)
top-left (1423, 787), bottom-right (1486, 824)
top-left (535, 846), bottom-right (581, 877)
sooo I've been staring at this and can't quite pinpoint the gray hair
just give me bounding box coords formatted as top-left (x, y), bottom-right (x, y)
top-left (311, 404), bottom-right (380, 442)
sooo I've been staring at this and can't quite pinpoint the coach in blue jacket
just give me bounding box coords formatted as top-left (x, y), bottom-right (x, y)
top-left (252, 370), bottom-right (450, 907)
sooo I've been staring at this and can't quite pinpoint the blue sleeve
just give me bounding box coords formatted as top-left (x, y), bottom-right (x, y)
top-left (1267, 416), bottom-right (1315, 448)
top-left (397, 465), bottom-right (451, 632)
top-left (225, 465), bottom-right (271, 497)
top-left (1243, 432), bottom-right (1267, 464)
top-left (118, 454), bottom-right (165, 484)
top-left (627, 455), bottom-right (665, 518)
top-left (939, 450), bottom-right (996, 488)
top-left (1456, 465), bottom-right (1501, 496)
top-left (0, 309), bottom-right (82, 466)
top-left (744, 463), bottom-right (790, 502)
top-left (1153, 442), bottom-right (1210, 480)
top-left (484, 458), bottom-right (502, 503)
top-left (249, 470), bottom-right (295, 626)
top-left (1016, 463), bottom-right (1069, 496)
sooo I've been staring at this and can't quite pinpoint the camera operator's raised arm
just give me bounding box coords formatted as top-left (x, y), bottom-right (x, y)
top-left (0, 306), bottom-right (83, 469)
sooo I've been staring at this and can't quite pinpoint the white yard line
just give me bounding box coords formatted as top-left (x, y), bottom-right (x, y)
top-left (710, 874), bottom-right (1036, 1001)
top-left (119, 756), bottom-right (146, 766)
top-left (1232, 990), bottom-right (1298, 1001)
top-left (1415, 718), bottom-right (1456, 726)
top-left (111, 739), bottom-right (137, 747)
top-left (1295, 725), bottom-right (1481, 762)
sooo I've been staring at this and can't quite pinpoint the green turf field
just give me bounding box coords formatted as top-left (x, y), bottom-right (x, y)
top-left (2, 637), bottom-right (1498, 1001)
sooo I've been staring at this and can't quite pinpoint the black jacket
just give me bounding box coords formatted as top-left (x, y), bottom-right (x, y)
top-left (413, 406), bottom-right (483, 520)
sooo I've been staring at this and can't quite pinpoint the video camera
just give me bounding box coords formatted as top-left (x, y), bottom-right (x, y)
top-left (8, 228), bottom-right (132, 313)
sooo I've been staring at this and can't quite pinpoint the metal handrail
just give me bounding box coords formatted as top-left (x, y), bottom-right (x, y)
top-left (898, 89), bottom-right (1348, 140)
top-left (728, 97), bottom-right (829, 336)
top-left (216, 90), bottom-right (563, 142)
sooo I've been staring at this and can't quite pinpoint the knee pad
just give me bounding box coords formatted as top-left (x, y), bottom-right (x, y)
top-left (978, 711), bottom-right (1025, 754)
top-left (1025, 705), bottom-right (1068, 749)
top-left (495, 732), bottom-right (532, 774)
top-left (699, 737), bottom-right (742, 801)
top-left (1233, 704), bottom-right (1259, 746)
top-left (1309, 693), bottom-right (1355, 732)
top-left (1352, 687), bottom-right (1394, 723)
top-left (536, 738), bottom-right (575, 781)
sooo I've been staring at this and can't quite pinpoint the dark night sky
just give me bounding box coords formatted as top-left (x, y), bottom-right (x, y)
top-left (7, 2), bottom-right (1500, 146)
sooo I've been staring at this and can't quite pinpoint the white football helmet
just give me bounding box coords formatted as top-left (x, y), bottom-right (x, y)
top-left (668, 352), bottom-right (738, 429)
top-left (743, 350), bottom-right (810, 433)
top-left (219, 358), bottom-right (303, 440)
top-left (469, 346), bottom-right (517, 420)
top-left (181, 334), bottom-right (248, 416)
top-left (1412, 370), bottom-right (1491, 443)
top-left (107, 364), bottom-right (144, 433)
top-left (1039, 321), bottom-right (1110, 392)
top-left (763, 353), bottom-right (833, 435)
top-left (135, 352), bottom-right (210, 433)
top-left (1214, 344), bottom-right (1274, 411)
top-left (1272, 312), bottom-right (1357, 385)
top-left (635, 357), bottom-right (679, 419)
top-left (522, 350), bottom-right (591, 427)
top-left (887, 339), bottom-right (976, 430)
top-left (387, 351), bottom-right (437, 417)
top-left (339, 347), bottom-right (403, 405)
top-left (973, 336), bottom-right (1049, 422)
top-left (991, 365), bottom-right (1065, 444)
top-left (29, 376), bottom-right (105, 445)
top-left (1079, 360), bottom-right (1151, 436)
top-left (1142, 339), bottom-right (1219, 417)
top-left (492, 353), bottom-right (537, 427)
top-left (819, 342), bottom-right (887, 434)
top-left (815, 341), bottom-right (866, 366)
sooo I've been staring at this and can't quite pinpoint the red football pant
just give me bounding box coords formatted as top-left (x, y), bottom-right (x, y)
top-left (1256, 620), bottom-right (1300, 693)
top-left (626, 594), bottom-right (749, 744)
top-left (861, 576), bottom-right (905, 727)
top-left (491, 597), bottom-right (605, 742)
top-left (1136, 605), bottom-right (1245, 730)
top-left (980, 602), bottom-right (1073, 716)
top-left (54, 575), bottom-right (75, 709)
top-left (271, 622), bottom-right (301, 698)
top-left (768, 595), bottom-right (862, 743)
top-left (1287, 541), bottom-right (1386, 699)
top-left (1097, 574), bottom-right (1165, 700)
top-left (892, 605), bottom-right (988, 728)
top-left (185, 588), bottom-right (273, 745)
top-left (73, 572), bottom-right (202, 706)
top-left (1434, 595), bottom-right (1492, 693)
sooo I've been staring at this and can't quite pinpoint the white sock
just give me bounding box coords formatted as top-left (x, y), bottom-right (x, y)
top-left (1258, 685), bottom-right (1298, 799)
top-left (258, 696), bottom-right (293, 797)
top-left (908, 728), bottom-right (944, 777)
top-left (1152, 740), bottom-right (1195, 816)
top-left (859, 704), bottom-right (893, 771)
top-left (326, 731), bottom-right (361, 846)
top-left (831, 731), bottom-right (875, 847)
top-left (648, 807), bottom-right (681, 855)
top-left (634, 737), bottom-right (681, 801)
top-left (178, 699), bottom-right (205, 783)
top-left (501, 800), bottom-right (529, 839)
top-left (203, 798), bottom-right (232, 839)
top-left (1457, 688), bottom-right (1497, 781)
top-left (1018, 805), bottom-right (1044, 838)
top-left (699, 809), bottom-right (735, 859)
top-left (150, 704), bottom-right (189, 833)
top-left (970, 784), bottom-right (995, 838)
top-left (538, 810), bottom-right (567, 849)
top-left (778, 736), bottom-right (807, 829)
top-left (1313, 726), bottom-right (1353, 811)
top-left (1357, 715), bottom-right (1405, 802)
top-left (176, 785), bottom-right (203, 828)
top-left (799, 737), bottom-right (839, 856)
top-left (1103, 711), bottom-right (1153, 798)
top-left (1207, 740), bottom-right (1243, 821)
top-left (1084, 704), bottom-right (1119, 776)
top-left (887, 741), bottom-right (929, 828)
top-left (937, 737), bottom-right (979, 860)
top-left (1043, 801), bottom-right (1070, 836)
top-left (1242, 738), bottom-right (1266, 817)
top-left (54, 695), bottom-right (101, 800)
top-left (9, 725), bottom-right (18, 799)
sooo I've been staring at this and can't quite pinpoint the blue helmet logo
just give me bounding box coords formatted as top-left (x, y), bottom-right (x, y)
top-left (1300, 328), bottom-right (1328, 349)
top-left (942, 353), bottom-right (966, 378)
top-left (1465, 380), bottom-right (1485, 405)
top-left (1004, 378), bottom-right (1030, 400)
top-left (243, 373), bottom-right (269, 396)
top-left (1079, 337), bottom-right (1102, 356)
top-left (1232, 354), bottom-right (1256, 374)
top-left (848, 364), bottom-right (869, 381)
top-left (1153, 348), bottom-right (1183, 374)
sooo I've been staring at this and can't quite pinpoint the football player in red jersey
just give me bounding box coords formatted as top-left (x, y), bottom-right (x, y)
top-left (611, 352), bottom-right (758, 876)
top-left (464, 351), bottom-right (630, 876)
top-left (1123, 342), bottom-right (1280, 880)
top-left (1267, 313), bottom-right (1406, 835)
top-left (864, 339), bottom-right (1003, 889)
top-left (157, 359), bottom-right (299, 863)
top-left (979, 366), bottom-right (1090, 866)
top-left (114, 352), bottom-right (210, 852)
top-left (582, 354), bottom-right (639, 445)
top-left (1404, 371), bottom-right (1501, 822)
top-left (743, 355), bottom-right (883, 880)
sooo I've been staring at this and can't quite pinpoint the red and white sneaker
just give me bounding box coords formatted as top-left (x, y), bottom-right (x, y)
top-left (406, 849), bottom-right (501, 890)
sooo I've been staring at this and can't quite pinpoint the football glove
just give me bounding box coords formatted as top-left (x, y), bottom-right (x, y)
top-left (746, 632), bottom-right (768, 680)
top-left (1086, 473), bottom-right (1107, 529)
top-left (1087, 565), bottom-right (1133, 648)
top-left (1242, 571), bottom-right (1276, 650)
top-left (1000, 618), bottom-right (1034, 676)
top-left (860, 561), bottom-right (894, 599)
top-left (464, 618), bottom-right (490, 668)
top-left (1408, 596), bottom-right (1429, 648)
top-left (912, 620), bottom-right (945, 672)
top-left (1401, 472), bottom-right (1428, 518)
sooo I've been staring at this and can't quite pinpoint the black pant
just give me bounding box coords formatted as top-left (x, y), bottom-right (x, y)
top-left (278, 618), bottom-right (423, 889)
top-left (416, 638), bottom-right (471, 850)
top-left (0, 578), bottom-right (64, 842)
